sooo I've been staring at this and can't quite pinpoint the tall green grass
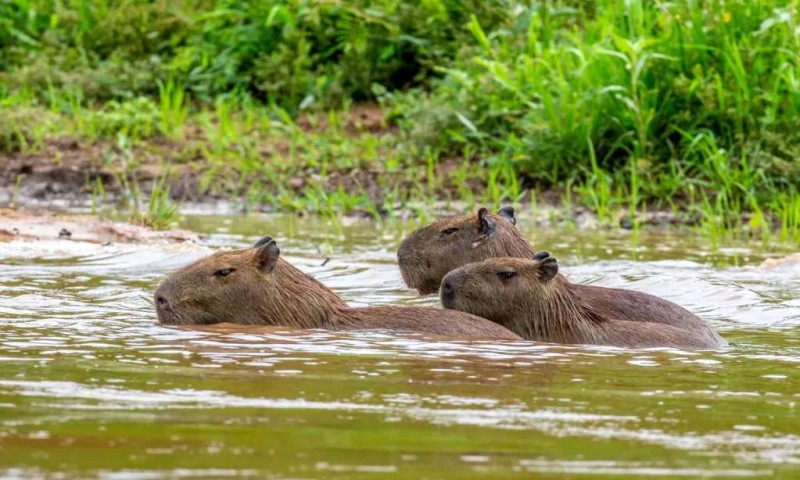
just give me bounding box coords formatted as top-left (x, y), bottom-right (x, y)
top-left (399, 1), bottom-right (800, 237)
top-left (2, 1), bottom-right (800, 242)
top-left (0, 0), bottom-right (517, 108)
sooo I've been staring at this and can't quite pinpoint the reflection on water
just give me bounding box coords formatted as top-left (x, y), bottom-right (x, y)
top-left (0, 213), bottom-right (799, 478)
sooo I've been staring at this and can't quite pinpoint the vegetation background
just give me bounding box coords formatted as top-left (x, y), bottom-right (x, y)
top-left (2, 0), bottom-right (800, 241)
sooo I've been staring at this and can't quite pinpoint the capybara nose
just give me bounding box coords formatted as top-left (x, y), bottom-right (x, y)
top-left (442, 281), bottom-right (454, 298)
top-left (156, 295), bottom-right (169, 309)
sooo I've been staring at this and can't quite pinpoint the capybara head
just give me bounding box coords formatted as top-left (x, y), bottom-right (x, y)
top-left (154, 236), bottom-right (347, 327)
top-left (440, 252), bottom-right (565, 337)
top-left (397, 206), bottom-right (534, 295)
top-left (440, 254), bottom-right (727, 349)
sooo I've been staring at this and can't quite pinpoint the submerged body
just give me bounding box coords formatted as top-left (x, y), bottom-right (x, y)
top-left (440, 253), bottom-right (726, 349)
top-left (399, 206), bottom-right (715, 334)
top-left (154, 236), bottom-right (520, 340)
top-left (334, 306), bottom-right (520, 339)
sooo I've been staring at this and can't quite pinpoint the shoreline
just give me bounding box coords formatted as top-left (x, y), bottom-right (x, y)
top-left (0, 99), bottom-right (781, 242)
top-left (0, 134), bottom-right (707, 231)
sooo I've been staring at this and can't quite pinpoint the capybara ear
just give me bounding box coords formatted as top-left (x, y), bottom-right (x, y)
top-left (254, 235), bottom-right (273, 248)
top-left (255, 238), bottom-right (280, 273)
top-left (497, 205), bottom-right (516, 225)
top-left (477, 207), bottom-right (495, 234)
top-left (537, 257), bottom-right (558, 283)
top-left (533, 251), bottom-right (550, 261)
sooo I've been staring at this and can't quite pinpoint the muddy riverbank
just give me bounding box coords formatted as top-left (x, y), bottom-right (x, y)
top-left (0, 132), bottom-right (704, 229)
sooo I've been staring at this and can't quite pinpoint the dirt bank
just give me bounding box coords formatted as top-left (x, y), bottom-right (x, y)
top-left (0, 105), bottom-right (397, 211)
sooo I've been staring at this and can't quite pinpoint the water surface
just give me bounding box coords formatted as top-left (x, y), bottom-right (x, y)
top-left (1, 214), bottom-right (799, 478)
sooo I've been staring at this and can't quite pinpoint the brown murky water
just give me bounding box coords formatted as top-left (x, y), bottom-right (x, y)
top-left (1, 214), bottom-right (799, 478)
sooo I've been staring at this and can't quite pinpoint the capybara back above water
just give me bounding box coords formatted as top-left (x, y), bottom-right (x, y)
top-left (400, 207), bottom-right (715, 335)
top-left (154, 236), bottom-right (520, 340)
top-left (398, 206), bottom-right (529, 295)
top-left (440, 253), bottom-right (726, 349)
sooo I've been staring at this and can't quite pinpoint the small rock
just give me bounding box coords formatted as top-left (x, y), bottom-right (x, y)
top-left (58, 228), bottom-right (72, 238)
top-left (762, 254), bottom-right (800, 269)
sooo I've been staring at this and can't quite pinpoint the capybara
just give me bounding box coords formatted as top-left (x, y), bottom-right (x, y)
top-left (154, 236), bottom-right (521, 340)
top-left (440, 252), bottom-right (727, 349)
top-left (398, 206), bottom-right (528, 295)
top-left (399, 206), bottom-right (715, 335)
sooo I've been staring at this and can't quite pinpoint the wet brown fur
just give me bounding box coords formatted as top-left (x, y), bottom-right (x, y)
top-left (398, 207), bottom-right (530, 294)
top-left (401, 207), bottom-right (717, 334)
top-left (440, 255), bottom-right (727, 349)
top-left (154, 239), bottom-right (521, 340)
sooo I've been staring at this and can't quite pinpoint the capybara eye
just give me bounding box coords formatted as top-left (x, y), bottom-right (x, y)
top-left (441, 227), bottom-right (459, 236)
top-left (213, 268), bottom-right (236, 278)
top-left (496, 271), bottom-right (517, 280)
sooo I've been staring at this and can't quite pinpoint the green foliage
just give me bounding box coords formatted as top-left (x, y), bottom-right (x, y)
top-left (409, 2), bottom-right (800, 175)
top-left (394, 0), bottom-right (800, 232)
top-left (0, 105), bottom-right (59, 152)
top-left (2, 1), bottom-right (800, 240)
top-left (0, 0), bottom-right (517, 110)
top-left (77, 97), bottom-right (161, 141)
top-left (140, 172), bottom-right (181, 231)
top-left (157, 78), bottom-right (189, 140)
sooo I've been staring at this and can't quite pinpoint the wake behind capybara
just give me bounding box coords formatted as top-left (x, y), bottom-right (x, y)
top-left (399, 206), bottom-right (715, 335)
top-left (154, 236), bottom-right (521, 340)
top-left (440, 252), bottom-right (726, 349)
